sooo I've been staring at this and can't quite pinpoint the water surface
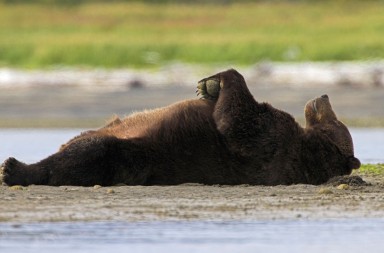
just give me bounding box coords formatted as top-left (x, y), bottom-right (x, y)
top-left (1, 219), bottom-right (384, 253)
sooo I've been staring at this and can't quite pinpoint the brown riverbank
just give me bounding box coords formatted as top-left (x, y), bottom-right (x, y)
top-left (1, 172), bottom-right (383, 223)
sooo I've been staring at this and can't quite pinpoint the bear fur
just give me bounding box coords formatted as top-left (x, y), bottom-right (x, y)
top-left (1, 69), bottom-right (360, 186)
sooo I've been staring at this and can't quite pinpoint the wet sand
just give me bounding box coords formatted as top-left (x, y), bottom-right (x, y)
top-left (1, 172), bottom-right (383, 223)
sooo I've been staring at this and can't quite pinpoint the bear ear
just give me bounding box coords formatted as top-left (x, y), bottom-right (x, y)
top-left (348, 157), bottom-right (361, 170)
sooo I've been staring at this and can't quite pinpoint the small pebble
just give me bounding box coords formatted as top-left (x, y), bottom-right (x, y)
top-left (337, 184), bottom-right (349, 190)
top-left (106, 189), bottom-right (115, 194)
top-left (318, 188), bottom-right (333, 195)
top-left (94, 185), bottom-right (102, 189)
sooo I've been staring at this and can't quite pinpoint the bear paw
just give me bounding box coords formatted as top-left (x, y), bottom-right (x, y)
top-left (196, 77), bottom-right (221, 100)
top-left (1, 157), bottom-right (27, 186)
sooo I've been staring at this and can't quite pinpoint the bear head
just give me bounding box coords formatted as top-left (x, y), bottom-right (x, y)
top-left (304, 94), bottom-right (361, 172)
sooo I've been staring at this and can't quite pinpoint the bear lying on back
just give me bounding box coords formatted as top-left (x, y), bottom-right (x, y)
top-left (1, 69), bottom-right (360, 186)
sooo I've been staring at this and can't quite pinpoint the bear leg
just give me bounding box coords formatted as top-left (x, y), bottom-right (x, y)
top-left (2, 136), bottom-right (114, 186)
top-left (198, 69), bottom-right (261, 156)
top-left (2, 157), bottom-right (48, 186)
top-left (2, 135), bottom-right (154, 186)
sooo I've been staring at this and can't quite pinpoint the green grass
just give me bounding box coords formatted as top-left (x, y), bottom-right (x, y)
top-left (358, 164), bottom-right (384, 175)
top-left (0, 1), bottom-right (384, 68)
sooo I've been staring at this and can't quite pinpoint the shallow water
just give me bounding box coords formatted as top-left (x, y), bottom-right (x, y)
top-left (1, 219), bottom-right (384, 253)
top-left (0, 128), bottom-right (383, 164)
top-left (0, 129), bottom-right (79, 163)
top-left (350, 128), bottom-right (384, 164)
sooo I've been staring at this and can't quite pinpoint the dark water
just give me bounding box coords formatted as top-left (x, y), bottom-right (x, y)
top-left (1, 219), bottom-right (384, 253)
top-left (0, 128), bottom-right (383, 164)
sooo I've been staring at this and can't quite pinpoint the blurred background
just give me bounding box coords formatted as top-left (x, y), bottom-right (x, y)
top-left (0, 0), bottom-right (383, 128)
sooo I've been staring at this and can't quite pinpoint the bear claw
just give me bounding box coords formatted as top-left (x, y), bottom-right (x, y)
top-left (196, 78), bottom-right (221, 100)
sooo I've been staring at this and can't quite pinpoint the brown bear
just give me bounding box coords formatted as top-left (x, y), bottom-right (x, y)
top-left (1, 69), bottom-right (360, 186)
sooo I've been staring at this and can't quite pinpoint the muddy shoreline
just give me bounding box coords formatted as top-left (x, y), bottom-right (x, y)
top-left (1, 172), bottom-right (383, 223)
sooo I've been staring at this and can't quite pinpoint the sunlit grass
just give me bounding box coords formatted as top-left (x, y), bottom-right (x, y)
top-left (358, 164), bottom-right (384, 175)
top-left (0, 1), bottom-right (384, 68)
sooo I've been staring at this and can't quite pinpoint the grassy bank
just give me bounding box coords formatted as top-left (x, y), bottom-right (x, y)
top-left (358, 164), bottom-right (384, 175)
top-left (1, 1), bottom-right (384, 68)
